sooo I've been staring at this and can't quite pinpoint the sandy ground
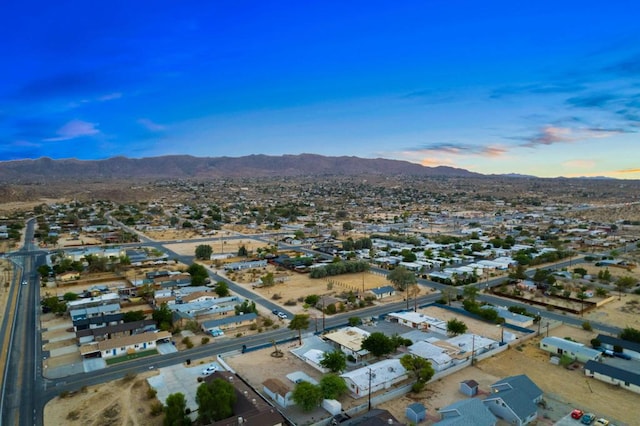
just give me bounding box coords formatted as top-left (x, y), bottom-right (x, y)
top-left (43, 372), bottom-right (163, 426)
top-left (227, 266), bottom-right (434, 315)
top-left (163, 236), bottom-right (270, 257)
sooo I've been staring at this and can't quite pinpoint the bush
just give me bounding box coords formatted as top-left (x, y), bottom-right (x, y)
top-left (147, 388), bottom-right (158, 399)
top-left (182, 337), bottom-right (194, 349)
top-left (249, 323), bottom-right (258, 330)
top-left (614, 344), bottom-right (623, 353)
top-left (590, 338), bottom-right (601, 348)
top-left (150, 401), bottom-right (164, 416)
top-left (284, 299), bottom-right (297, 306)
top-left (271, 293), bottom-right (282, 300)
top-left (582, 321), bottom-right (593, 331)
top-left (201, 337), bottom-right (210, 345)
top-left (263, 318), bottom-right (274, 327)
top-left (66, 410), bottom-right (80, 420)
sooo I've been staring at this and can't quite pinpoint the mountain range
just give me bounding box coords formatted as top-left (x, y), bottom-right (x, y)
top-left (0, 154), bottom-right (483, 182)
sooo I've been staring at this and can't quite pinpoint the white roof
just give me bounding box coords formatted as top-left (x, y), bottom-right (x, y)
top-left (303, 349), bottom-right (326, 365)
top-left (340, 359), bottom-right (406, 390)
top-left (409, 341), bottom-right (452, 365)
top-left (447, 334), bottom-right (497, 351)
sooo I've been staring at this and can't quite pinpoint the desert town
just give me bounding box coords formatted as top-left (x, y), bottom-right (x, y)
top-left (1, 176), bottom-right (640, 426)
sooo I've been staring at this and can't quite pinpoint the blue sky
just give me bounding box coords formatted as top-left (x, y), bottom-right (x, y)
top-left (1, 1), bottom-right (639, 178)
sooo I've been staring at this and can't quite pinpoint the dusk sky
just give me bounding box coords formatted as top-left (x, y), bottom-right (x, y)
top-left (2, 1), bottom-right (640, 178)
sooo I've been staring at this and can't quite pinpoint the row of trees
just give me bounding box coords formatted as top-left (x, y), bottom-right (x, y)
top-left (309, 260), bottom-right (369, 278)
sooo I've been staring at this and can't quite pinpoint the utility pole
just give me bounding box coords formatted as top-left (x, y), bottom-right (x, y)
top-left (367, 367), bottom-right (373, 411)
top-left (322, 298), bottom-right (326, 331)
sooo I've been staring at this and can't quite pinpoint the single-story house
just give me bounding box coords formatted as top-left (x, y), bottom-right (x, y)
top-left (262, 378), bottom-right (294, 408)
top-left (75, 319), bottom-right (156, 344)
top-left (483, 374), bottom-right (542, 426)
top-left (386, 311), bottom-right (447, 332)
top-left (408, 341), bottom-right (454, 372)
top-left (324, 327), bottom-right (371, 363)
top-left (70, 303), bottom-right (121, 322)
top-left (496, 307), bottom-right (534, 328)
top-left (539, 336), bottom-right (602, 363)
top-left (340, 359), bottom-right (408, 399)
top-left (201, 313), bottom-right (257, 335)
top-left (224, 259), bottom-right (268, 271)
top-left (585, 360), bottom-right (640, 395)
top-left (72, 313), bottom-right (123, 331)
top-left (436, 398), bottom-right (496, 426)
top-left (369, 285), bottom-right (397, 299)
top-left (204, 371), bottom-right (285, 425)
top-left (80, 330), bottom-right (171, 358)
top-left (300, 349), bottom-right (329, 373)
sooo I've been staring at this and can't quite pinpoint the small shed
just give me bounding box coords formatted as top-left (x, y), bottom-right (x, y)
top-left (460, 379), bottom-right (479, 396)
top-left (406, 402), bottom-right (426, 424)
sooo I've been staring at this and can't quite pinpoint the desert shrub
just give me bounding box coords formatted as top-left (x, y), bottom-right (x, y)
top-left (67, 410), bottom-right (80, 420)
top-left (147, 388), bottom-right (158, 399)
top-left (263, 318), bottom-right (274, 327)
top-left (182, 337), bottom-right (194, 349)
top-left (201, 337), bottom-right (210, 345)
top-left (271, 293), bottom-right (282, 300)
top-left (284, 299), bottom-right (297, 306)
top-left (150, 401), bottom-right (164, 416)
top-left (236, 332), bottom-right (243, 338)
top-left (249, 323), bottom-right (258, 330)
top-left (582, 321), bottom-right (593, 331)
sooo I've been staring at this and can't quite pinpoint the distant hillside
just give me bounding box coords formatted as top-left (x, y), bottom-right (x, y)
top-left (0, 154), bottom-right (481, 182)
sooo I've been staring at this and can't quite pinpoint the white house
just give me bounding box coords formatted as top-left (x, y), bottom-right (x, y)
top-left (340, 359), bottom-right (408, 399)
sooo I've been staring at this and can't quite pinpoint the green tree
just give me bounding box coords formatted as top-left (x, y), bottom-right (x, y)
top-left (196, 378), bottom-right (236, 423)
top-left (63, 292), bottom-right (78, 301)
top-left (164, 392), bottom-right (190, 426)
top-left (462, 285), bottom-right (479, 303)
top-left (615, 276), bottom-right (637, 300)
top-left (400, 354), bottom-right (435, 393)
top-left (620, 327), bottom-right (640, 343)
top-left (260, 272), bottom-right (275, 287)
top-left (152, 302), bottom-right (173, 331)
top-left (319, 374), bottom-right (348, 400)
top-left (237, 245), bottom-right (248, 257)
top-left (387, 266), bottom-right (416, 291)
top-left (361, 332), bottom-right (395, 357)
top-left (37, 264), bottom-right (52, 279)
top-left (292, 381), bottom-right (323, 412)
top-left (342, 221), bottom-right (354, 232)
top-left (123, 310), bottom-right (146, 322)
top-left (319, 350), bottom-right (347, 373)
top-left (187, 263), bottom-right (209, 286)
top-left (446, 318), bottom-right (468, 336)
top-left (304, 294), bottom-right (320, 306)
top-left (195, 244), bottom-right (213, 260)
top-left (288, 314), bottom-right (310, 344)
top-left (214, 281), bottom-right (230, 297)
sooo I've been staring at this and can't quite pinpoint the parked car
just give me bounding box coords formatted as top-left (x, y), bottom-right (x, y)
top-left (277, 312), bottom-right (288, 319)
top-left (201, 364), bottom-right (218, 375)
top-left (571, 409), bottom-right (584, 419)
top-left (272, 309), bottom-right (279, 315)
top-left (581, 413), bottom-right (596, 424)
top-left (613, 352), bottom-right (631, 360)
top-left (594, 418), bottom-right (609, 426)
